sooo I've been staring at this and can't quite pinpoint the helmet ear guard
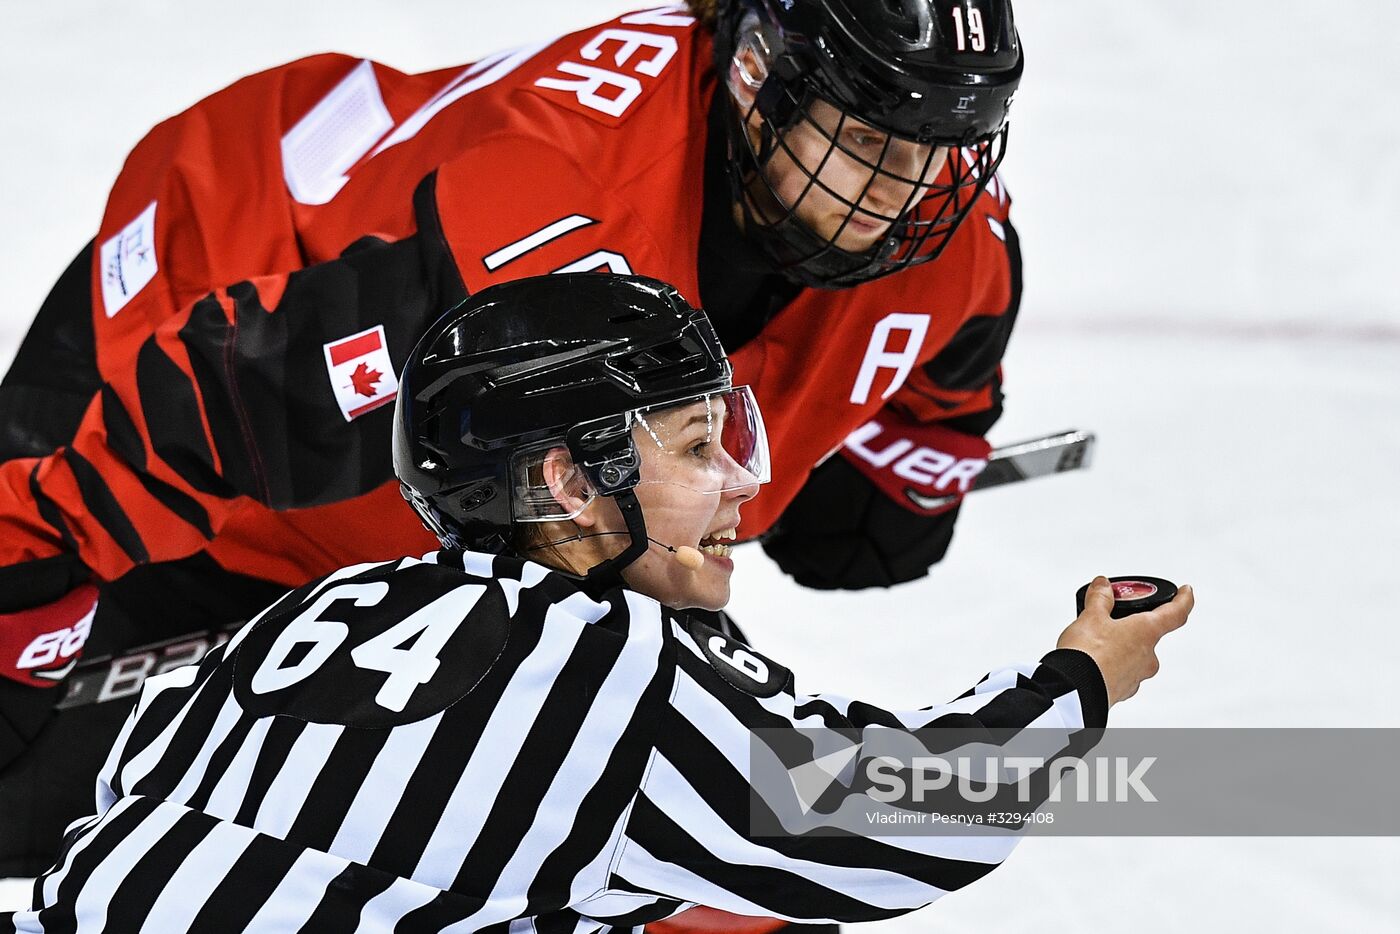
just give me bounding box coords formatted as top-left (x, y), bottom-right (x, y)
top-left (566, 416), bottom-right (642, 496)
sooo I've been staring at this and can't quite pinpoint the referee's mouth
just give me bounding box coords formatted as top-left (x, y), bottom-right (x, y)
top-left (697, 526), bottom-right (737, 560)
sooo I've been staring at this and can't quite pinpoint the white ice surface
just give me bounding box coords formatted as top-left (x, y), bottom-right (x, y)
top-left (2, 2), bottom-right (1397, 930)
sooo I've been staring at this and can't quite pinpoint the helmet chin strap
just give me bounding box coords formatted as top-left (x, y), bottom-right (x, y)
top-left (583, 488), bottom-right (652, 585)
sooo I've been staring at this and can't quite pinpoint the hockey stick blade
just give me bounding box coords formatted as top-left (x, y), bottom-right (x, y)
top-left (904, 429), bottom-right (1096, 511)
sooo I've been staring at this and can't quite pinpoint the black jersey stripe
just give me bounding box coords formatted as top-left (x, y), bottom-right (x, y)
top-left (367, 595), bottom-right (551, 878)
top-left (26, 460), bottom-right (79, 554)
top-left (392, 890), bottom-right (485, 931)
top-left (134, 470), bottom-right (214, 537)
top-left (406, 599), bottom-right (601, 889)
top-left (100, 375), bottom-right (215, 535)
top-left (106, 661), bottom-right (224, 800)
top-left (582, 881), bottom-right (684, 928)
top-left (135, 336), bottom-right (233, 497)
top-left (184, 831), bottom-right (305, 933)
top-left (183, 710), bottom-right (258, 812)
top-left (102, 808), bottom-right (213, 930)
top-left (366, 688), bottom-right (509, 878)
top-left (232, 715), bottom-right (308, 826)
top-left (63, 447), bottom-right (149, 564)
top-left (526, 639), bottom-right (675, 912)
top-left (322, 711), bottom-right (446, 865)
top-left (179, 289), bottom-right (265, 503)
top-left (98, 383), bottom-right (146, 470)
top-left (625, 796), bottom-right (910, 924)
top-left (34, 796), bottom-right (161, 934)
top-left (127, 668), bottom-right (241, 799)
top-left (292, 863), bottom-right (397, 933)
top-left (919, 215), bottom-right (1022, 395)
top-left (534, 908), bottom-right (584, 934)
top-left (23, 814), bottom-right (107, 922)
top-left (98, 377), bottom-right (215, 535)
top-left (446, 607), bottom-right (635, 899)
top-left (285, 724), bottom-right (395, 852)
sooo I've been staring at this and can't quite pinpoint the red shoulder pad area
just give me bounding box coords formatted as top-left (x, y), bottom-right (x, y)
top-left (432, 134), bottom-right (689, 295)
top-left (522, 7), bottom-right (706, 127)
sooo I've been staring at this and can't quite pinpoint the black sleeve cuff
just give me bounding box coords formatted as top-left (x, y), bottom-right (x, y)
top-left (1039, 648), bottom-right (1109, 730)
top-left (0, 554), bottom-right (90, 613)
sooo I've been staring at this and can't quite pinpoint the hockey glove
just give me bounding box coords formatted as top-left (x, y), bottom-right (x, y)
top-left (762, 416), bottom-right (990, 590)
top-left (1, 585), bottom-right (97, 690)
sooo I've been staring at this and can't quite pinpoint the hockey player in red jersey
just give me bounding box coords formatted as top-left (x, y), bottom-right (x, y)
top-left (0, 0), bottom-right (1025, 893)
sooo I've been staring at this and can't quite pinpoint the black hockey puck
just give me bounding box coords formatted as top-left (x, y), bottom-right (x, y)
top-left (1076, 576), bottom-right (1178, 619)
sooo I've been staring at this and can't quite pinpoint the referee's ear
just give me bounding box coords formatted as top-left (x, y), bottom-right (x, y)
top-left (542, 447), bottom-right (595, 528)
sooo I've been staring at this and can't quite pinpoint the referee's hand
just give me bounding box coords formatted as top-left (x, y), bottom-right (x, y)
top-left (1056, 576), bottom-right (1194, 706)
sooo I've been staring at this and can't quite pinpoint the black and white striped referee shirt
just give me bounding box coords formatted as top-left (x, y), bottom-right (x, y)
top-left (6, 550), bottom-right (1107, 932)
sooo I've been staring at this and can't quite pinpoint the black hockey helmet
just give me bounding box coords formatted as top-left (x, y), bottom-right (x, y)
top-left (393, 273), bottom-right (768, 574)
top-left (713, 0), bottom-right (1022, 287)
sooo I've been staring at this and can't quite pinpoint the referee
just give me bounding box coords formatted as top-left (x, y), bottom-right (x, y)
top-left (6, 275), bottom-right (1192, 932)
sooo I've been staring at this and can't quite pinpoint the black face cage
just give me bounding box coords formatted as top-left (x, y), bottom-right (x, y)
top-left (725, 83), bottom-right (1009, 290)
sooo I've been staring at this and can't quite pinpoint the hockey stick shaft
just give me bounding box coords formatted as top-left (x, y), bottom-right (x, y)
top-left (976, 428), bottom-right (1096, 491)
top-left (903, 428), bottom-right (1096, 511)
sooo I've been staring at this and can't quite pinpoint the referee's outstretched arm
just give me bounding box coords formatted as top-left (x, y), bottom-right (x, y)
top-left (589, 612), bottom-right (1110, 927)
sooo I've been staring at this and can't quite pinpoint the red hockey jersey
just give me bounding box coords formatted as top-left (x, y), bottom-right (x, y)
top-left (0, 5), bottom-right (1015, 590)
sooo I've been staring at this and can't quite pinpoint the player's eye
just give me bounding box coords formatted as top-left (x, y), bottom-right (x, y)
top-left (847, 128), bottom-right (885, 149)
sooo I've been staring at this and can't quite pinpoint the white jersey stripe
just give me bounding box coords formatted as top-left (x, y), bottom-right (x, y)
top-left (329, 710), bottom-right (446, 864)
top-left (351, 875), bottom-right (444, 933)
top-left (113, 663), bottom-right (222, 796)
top-left (412, 606), bottom-right (593, 888)
top-left (37, 796), bottom-right (138, 909)
top-left (138, 819), bottom-right (259, 933)
top-left (94, 705), bottom-right (143, 815)
top-left (239, 847), bottom-right (351, 931)
top-left (71, 800), bottom-right (184, 929)
top-left (613, 838), bottom-right (789, 922)
top-left (201, 716), bottom-right (275, 821)
top-left (253, 722), bottom-right (345, 838)
top-left (640, 753), bottom-right (949, 908)
top-left (445, 592), bottom-right (666, 928)
top-left (163, 692), bottom-right (245, 805)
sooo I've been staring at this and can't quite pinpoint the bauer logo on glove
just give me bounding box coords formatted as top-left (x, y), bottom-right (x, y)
top-left (841, 414), bottom-right (991, 516)
top-left (0, 585), bottom-right (98, 688)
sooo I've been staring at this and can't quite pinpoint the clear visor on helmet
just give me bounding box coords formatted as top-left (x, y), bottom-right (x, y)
top-left (511, 386), bottom-right (770, 523)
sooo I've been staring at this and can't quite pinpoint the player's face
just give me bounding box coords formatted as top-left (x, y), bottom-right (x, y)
top-left (746, 98), bottom-right (950, 252)
top-left (618, 397), bottom-right (761, 610)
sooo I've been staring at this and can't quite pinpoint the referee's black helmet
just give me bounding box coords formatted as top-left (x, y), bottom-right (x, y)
top-left (392, 274), bottom-right (733, 555)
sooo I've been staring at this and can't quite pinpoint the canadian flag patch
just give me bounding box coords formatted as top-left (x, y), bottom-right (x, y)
top-left (323, 325), bottom-right (399, 421)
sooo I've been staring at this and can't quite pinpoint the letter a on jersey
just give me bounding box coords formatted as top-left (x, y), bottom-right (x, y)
top-left (850, 313), bottom-right (931, 405)
top-left (323, 325), bottom-right (399, 421)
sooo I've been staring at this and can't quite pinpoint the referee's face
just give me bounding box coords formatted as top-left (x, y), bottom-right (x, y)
top-left (619, 399), bottom-right (760, 610)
